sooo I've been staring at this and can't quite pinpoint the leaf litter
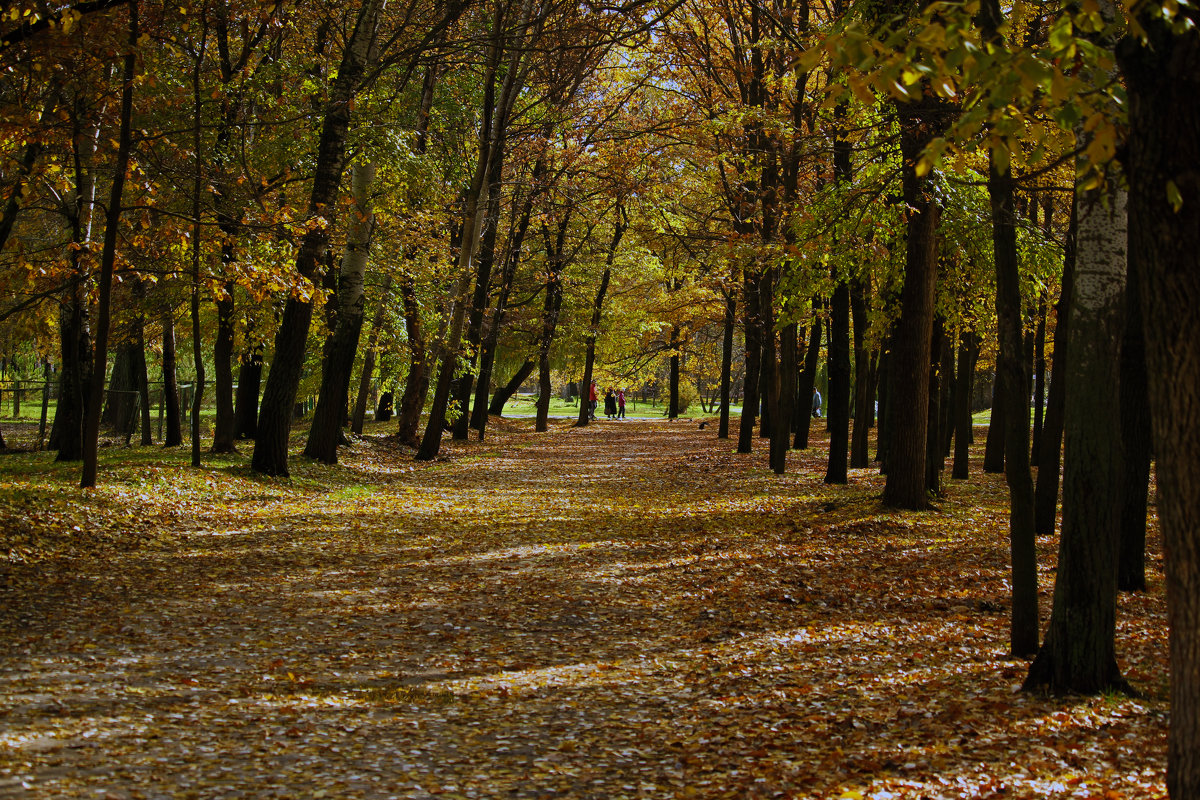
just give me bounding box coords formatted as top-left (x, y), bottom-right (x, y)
top-left (0, 418), bottom-right (1168, 798)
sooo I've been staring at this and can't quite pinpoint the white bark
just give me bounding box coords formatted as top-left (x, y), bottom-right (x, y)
top-left (1074, 182), bottom-right (1128, 313)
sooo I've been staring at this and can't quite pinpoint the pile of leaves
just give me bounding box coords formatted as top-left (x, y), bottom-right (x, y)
top-left (0, 418), bottom-right (1168, 798)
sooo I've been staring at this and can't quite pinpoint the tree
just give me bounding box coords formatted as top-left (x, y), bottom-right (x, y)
top-left (576, 206), bottom-right (626, 427)
top-left (417, 0), bottom-right (539, 460)
top-left (1023, 178), bottom-right (1129, 694)
top-left (304, 160), bottom-right (376, 463)
top-left (80, 1), bottom-right (138, 488)
top-left (879, 95), bottom-right (948, 510)
top-left (254, 0), bottom-right (466, 475)
top-left (249, 0), bottom-right (383, 475)
top-left (1119, 3), bottom-right (1200, 792)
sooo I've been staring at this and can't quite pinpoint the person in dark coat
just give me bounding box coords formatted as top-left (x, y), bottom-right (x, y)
top-left (604, 388), bottom-right (617, 419)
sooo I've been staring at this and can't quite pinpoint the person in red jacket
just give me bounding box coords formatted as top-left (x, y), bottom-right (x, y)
top-left (588, 381), bottom-right (598, 420)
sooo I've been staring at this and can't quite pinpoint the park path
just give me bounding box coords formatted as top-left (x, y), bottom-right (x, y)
top-left (0, 419), bottom-right (1170, 799)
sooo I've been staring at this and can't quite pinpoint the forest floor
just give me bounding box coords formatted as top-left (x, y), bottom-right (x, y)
top-left (0, 417), bottom-right (1169, 799)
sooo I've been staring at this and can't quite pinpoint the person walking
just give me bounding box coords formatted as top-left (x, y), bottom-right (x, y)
top-left (604, 388), bottom-right (617, 419)
top-left (588, 381), bottom-right (598, 420)
top-left (812, 387), bottom-right (822, 418)
top-left (617, 388), bottom-right (626, 419)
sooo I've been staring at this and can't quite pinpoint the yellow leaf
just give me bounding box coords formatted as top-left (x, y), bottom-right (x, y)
top-left (849, 77), bottom-right (875, 106)
top-left (1167, 180), bottom-right (1184, 212)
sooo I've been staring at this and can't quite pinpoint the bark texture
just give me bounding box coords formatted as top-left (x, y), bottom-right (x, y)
top-left (881, 98), bottom-right (946, 510)
top-left (825, 279), bottom-right (850, 483)
top-left (989, 150), bottom-right (1039, 657)
top-left (1024, 179), bottom-right (1129, 694)
top-left (161, 312), bottom-right (183, 447)
top-left (1035, 204), bottom-right (1076, 535)
top-left (1118, 237), bottom-right (1150, 592)
top-left (1120, 17), bottom-right (1200, 793)
top-left (305, 161), bottom-right (375, 464)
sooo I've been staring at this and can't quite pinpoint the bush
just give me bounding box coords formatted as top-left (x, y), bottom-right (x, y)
top-left (658, 381), bottom-right (699, 414)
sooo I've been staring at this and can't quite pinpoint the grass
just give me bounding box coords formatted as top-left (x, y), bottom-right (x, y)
top-left (498, 392), bottom-right (719, 419)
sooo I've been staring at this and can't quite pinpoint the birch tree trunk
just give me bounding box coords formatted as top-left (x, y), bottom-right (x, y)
top-left (305, 160), bottom-right (376, 463)
top-left (1024, 180), bottom-right (1129, 693)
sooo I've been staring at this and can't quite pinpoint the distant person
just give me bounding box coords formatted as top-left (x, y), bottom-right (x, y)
top-left (617, 388), bottom-right (626, 419)
top-left (604, 388), bottom-right (617, 419)
top-left (589, 381), bottom-right (598, 420)
top-left (812, 388), bottom-right (822, 418)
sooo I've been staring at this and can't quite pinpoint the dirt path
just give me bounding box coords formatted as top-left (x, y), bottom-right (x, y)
top-left (0, 420), bottom-right (1169, 798)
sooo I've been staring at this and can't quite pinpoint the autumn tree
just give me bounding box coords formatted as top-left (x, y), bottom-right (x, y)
top-left (252, 0), bottom-right (467, 476)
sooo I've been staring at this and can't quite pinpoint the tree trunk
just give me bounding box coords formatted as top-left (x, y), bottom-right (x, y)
top-left (52, 285), bottom-right (91, 461)
top-left (1121, 19), bottom-right (1200, 790)
top-left (102, 342), bottom-right (139, 436)
top-left (982, 382), bottom-right (1006, 473)
top-left (577, 211), bottom-right (625, 427)
top-left (1031, 293), bottom-right (1047, 464)
top-left (418, 0), bottom-right (529, 458)
top-left (38, 360), bottom-right (50, 450)
top-left (952, 330), bottom-right (978, 480)
top-left (794, 312), bottom-right (821, 449)
top-left (1118, 235), bottom-right (1151, 593)
top-left (489, 360), bottom-right (534, 416)
top-left (577, 264), bottom-right (611, 428)
top-left (473, 191), bottom-right (535, 436)
top-left (251, 0), bottom-right (384, 477)
top-left (234, 344), bottom-right (262, 439)
top-left (161, 311), bottom-right (183, 447)
top-left (758, 279), bottom-right (775, 439)
top-left (135, 318), bottom-right (152, 446)
top-left (305, 161), bottom-right (376, 464)
top-left (719, 285), bottom-right (736, 439)
top-left (825, 278), bottom-right (851, 483)
top-left (533, 215), bottom-right (570, 433)
top-left (925, 316), bottom-right (945, 496)
top-left (989, 148), bottom-right (1040, 658)
top-left (186, 12), bottom-right (207, 469)
top-left (771, 321), bottom-right (797, 474)
top-left (881, 98), bottom-right (945, 510)
top-left (211, 286), bottom-right (236, 452)
top-left (417, 229), bottom-right (483, 457)
top-left (668, 325), bottom-right (681, 419)
top-left (352, 276), bottom-right (391, 435)
top-left (453, 153), bottom-right (506, 440)
top-left (0, 133), bottom-right (43, 255)
top-left (396, 271), bottom-right (431, 447)
top-left (973, 0), bottom-right (1040, 649)
top-left (875, 339), bottom-right (891, 468)
top-left (850, 280), bottom-right (871, 468)
top-left (737, 266), bottom-right (762, 453)
top-left (1035, 202), bottom-right (1076, 535)
top-left (1024, 176), bottom-right (1129, 694)
top-left (81, 1), bottom-right (137, 488)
